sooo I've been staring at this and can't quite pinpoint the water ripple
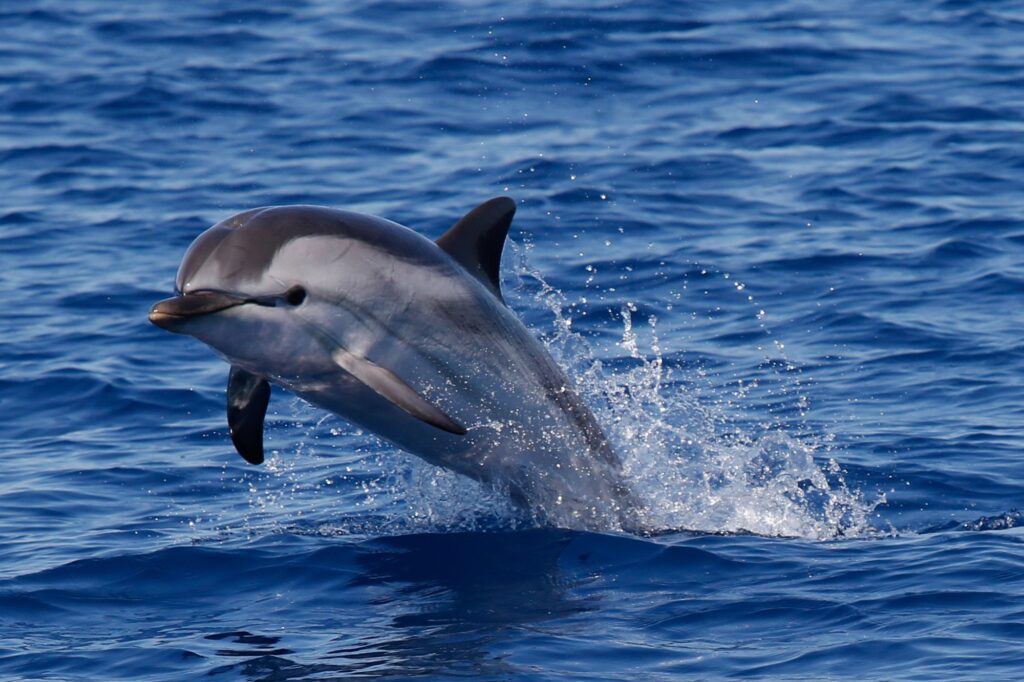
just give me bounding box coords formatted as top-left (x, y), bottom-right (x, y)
top-left (2, 0), bottom-right (1023, 679)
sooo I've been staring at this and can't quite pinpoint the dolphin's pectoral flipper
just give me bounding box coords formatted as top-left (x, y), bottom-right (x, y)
top-left (436, 196), bottom-right (516, 303)
top-left (227, 366), bottom-right (271, 465)
top-left (331, 348), bottom-right (467, 435)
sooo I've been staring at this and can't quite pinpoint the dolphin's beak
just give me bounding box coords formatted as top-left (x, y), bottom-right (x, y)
top-left (149, 291), bottom-right (248, 332)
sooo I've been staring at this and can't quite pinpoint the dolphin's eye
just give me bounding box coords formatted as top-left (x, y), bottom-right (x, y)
top-left (285, 285), bottom-right (307, 306)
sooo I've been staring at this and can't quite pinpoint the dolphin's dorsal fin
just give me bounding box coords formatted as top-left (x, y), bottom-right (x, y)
top-left (227, 366), bottom-right (271, 464)
top-left (436, 196), bottom-right (516, 303)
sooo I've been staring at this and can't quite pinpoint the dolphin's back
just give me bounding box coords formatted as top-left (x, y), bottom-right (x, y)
top-left (176, 206), bottom-right (444, 295)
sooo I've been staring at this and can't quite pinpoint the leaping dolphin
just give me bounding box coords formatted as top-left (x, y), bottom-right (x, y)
top-left (149, 197), bottom-right (636, 529)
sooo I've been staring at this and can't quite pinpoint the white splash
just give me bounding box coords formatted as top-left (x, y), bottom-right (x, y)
top-left (502, 241), bottom-right (880, 540)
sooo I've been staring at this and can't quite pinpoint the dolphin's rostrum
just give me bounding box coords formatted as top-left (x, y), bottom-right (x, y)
top-left (150, 197), bottom-right (637, 529)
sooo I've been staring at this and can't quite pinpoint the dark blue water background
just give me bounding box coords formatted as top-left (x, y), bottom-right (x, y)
top-left (2, 1), bottom-right (1023, 679)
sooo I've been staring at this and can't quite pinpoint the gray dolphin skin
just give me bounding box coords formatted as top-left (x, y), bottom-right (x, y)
top-left (149, 197), bottom-right (637, 529)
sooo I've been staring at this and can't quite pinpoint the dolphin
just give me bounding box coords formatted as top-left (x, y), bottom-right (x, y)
top-left (149, 197), bottom-right (636, 529)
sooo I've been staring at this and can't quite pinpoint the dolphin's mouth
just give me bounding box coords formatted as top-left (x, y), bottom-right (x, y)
top-left (149, 290), bottom-right (253, 330)
top-left (149, 286), bottom-right (305, 331)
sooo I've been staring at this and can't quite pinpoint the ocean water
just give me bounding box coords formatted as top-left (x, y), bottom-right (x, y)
top-left (2, 0), bottom-right (1024, 679)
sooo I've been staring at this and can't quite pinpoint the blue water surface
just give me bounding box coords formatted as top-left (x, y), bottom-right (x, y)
top-left (2, 1), bottom-right (1024, 679)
